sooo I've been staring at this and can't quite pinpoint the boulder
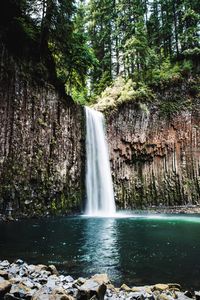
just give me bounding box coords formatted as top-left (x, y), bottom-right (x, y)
top-left (9, 283), bottom-right (34, 299)
top-left (0, 280), bottom-right (12, 297)
top-left (22, 278), bottom-right (35, 289)
top-left (51, 287), bottom-right (75, 300)
top-left (91, 274), bottom-right (109, 285)
top-left (78, 278), bottom-right (107, 300)
top-left (0, 260), bottom-right (10, 268)
top-left (32, 286), bottom-right (50, 300)
top-left (64, 276), bottom-right (74, 283)
top-left (8, 265), bottom-right (19, 277)
top-left (34, 265), bottom-right (48, 274)
top-left (46, 277), bottom-right (57, 289)
top-left (15, 260), bottom-right (24, 266)
top-left (121, 283), bottom-right (132, 292)
top-left (107, 283), bottom-right (118, 293)
top-left (0, 276), bottom-right (6, 283)
top-left (132, 286), bottom-right (153, 294)
top-left (75, 278), bottom-right (86, 286)
top-left (9, 276), bottom-right (23, 284)
top-left (175, 291), bottom-right (192, 300)
top-left (154, 284), bottom-right (169, 291)
top-left (168, 284), bottom-right (181, 291)
top-left (47, 265), bottom-right (59, 276)
top-left (184, 291), bottom-right (194, 298)
top-left (158, 293), bottom-right (174, 300)
top-left (0, 270), bottom-right (9, 279)
top-left (195, 292), bottom-right (200, 300)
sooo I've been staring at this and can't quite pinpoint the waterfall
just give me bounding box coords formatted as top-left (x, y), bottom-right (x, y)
top-left (85, 107), bottom-right (116, 216)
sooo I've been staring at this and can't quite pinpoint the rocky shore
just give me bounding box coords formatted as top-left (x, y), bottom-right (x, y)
top-left (0, 260), bottom-right (200, 300)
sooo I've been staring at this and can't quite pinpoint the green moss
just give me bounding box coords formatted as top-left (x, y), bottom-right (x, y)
top-left (51, 199), bottom-right (57, 212)
top-left (159, 98), bottom-right (192, 118)
top-left (37, 118), bottom-right (48, 128)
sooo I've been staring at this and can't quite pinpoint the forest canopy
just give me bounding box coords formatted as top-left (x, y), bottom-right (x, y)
top-left (0, 0), bottom-right (199, 104)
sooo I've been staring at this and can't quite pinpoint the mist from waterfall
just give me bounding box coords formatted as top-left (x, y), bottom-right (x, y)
top-left (85, 107), bottom-right (116, 216)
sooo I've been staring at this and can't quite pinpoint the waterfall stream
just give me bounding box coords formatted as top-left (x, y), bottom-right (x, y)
top-left (85, 107), bottom-right (116, 216)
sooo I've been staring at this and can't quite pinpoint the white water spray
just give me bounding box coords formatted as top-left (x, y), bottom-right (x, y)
top-left (85, 107), bottom-right (116, 216)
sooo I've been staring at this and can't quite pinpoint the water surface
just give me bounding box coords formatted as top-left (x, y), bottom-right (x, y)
top-left (0, 214), bottom-right (200, 288)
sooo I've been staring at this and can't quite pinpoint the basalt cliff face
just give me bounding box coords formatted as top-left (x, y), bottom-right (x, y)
top-left (107, 83), bottom-right (200, 209)
top-left (0, 45), bottom-right (85, 218)
top-left (1, 44), bottom-right (200, 217)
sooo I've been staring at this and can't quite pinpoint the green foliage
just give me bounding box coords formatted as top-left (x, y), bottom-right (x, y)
top-left (93, 77), bottom-right (155, 111)
top-left (71, 87), bottom-right (89, 105)
top-left (93, 71), bottom-right (112, 96)
top-left (0, 0), bottom-right (97, 96)
top-left (146, 58), bottom-right (194, 87)
top-left (159, 97), bottom-right (193, 118)
top-left (87, 0), bottom-right (199, 97)
top-left (16, 17), bottom-right (37, 42)
top-left (181, 60), bottom-right (193, 75)
top-left (1, 0), bottom-right (199, 103)
top-left (183, 47), bottom-right (200, 57)
top-left (148, 58), bottom-right (182, 86)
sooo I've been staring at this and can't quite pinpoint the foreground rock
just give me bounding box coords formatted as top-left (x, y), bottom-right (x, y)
top-left (0, 260), bottom-right (199, 300)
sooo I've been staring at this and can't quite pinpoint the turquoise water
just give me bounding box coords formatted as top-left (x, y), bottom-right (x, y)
top-left (0, 214), bottom-right (200, 288)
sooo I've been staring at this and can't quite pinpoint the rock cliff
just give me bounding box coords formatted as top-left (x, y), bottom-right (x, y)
top-left (1, 43), bottom-right (200, 216)
top-left (0, 45), bottom-right (85, 218)
top-left (107, 81), bottom-right (200, 209)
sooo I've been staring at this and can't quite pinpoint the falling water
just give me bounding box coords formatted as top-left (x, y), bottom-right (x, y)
top-left (85, 107), bottom-right (116, 216)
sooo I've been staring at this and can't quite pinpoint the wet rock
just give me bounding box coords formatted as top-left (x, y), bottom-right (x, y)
top-left (33, 282), bottom-right (42, 290)
top-left (154, 284), bottom-right (169, 291)
top-left (106, 283), bottom-right (118, 294)
top-left (19, 268), bottom-right (28, 277)
top-left (59, 275), bottom-right (66, 282)
top-left (79, 278), bottom-right (107, 300)
top-left (47, 265), bottom-right (59, 276)
top-left (32, 286), bottom-right (50, 300)
top-left (0, 280), bottom-right (12, 297)
top-left (168, 284), bottom-right (181, 291)
top-left (121, 283), bottom-right (132, 292)
top-left (0, 276), bottom-right (6, 283)
top-left (0, 260), bottom-right (10, 268)
top-left (0, 270), bottom-right (9, 279)
top-left (91, 274), bottom-right (110, 285)
top-left (9, 283), bottom-right (34, 299)
top-left (9, 276), bottom-right (23, 284)
top-left (175, 291), bottom-right (192, 300)
top-left (51, 287), bottom-right (75, 300)
top-left (195, 292), bottom-right (200, 300)
top-left (158, 293), bottom-right (174, 300)
top-left (8, 265), bottom-right (19, 277)
top-left (76, 278), bottom-right (87, 286)
top-left (22, 278), bottom-right (35, 288)
top-left (132, 287), bottom-right (147, 293)
top-left (65, 276), bottom-right (74, 283)
top-left (35, 265), bottom-right (49, 273)
top-left (27, 264), bottom-right (37, 274)
top-left (15, 260), bottom-right (24, 266)
top-left (184, 291), bottom-right (194, 298)
top-left (46, 277), bottom-right (57, 289)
